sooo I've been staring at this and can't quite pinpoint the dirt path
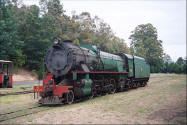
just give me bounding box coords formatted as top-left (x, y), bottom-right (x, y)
top-left (148, 102), bottom-right (186, 123)
top-left (0, 74), bottom-right (186, 124)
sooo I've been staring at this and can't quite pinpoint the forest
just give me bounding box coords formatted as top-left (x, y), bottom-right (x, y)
top-left (0, 0), bottom-right (186, 77)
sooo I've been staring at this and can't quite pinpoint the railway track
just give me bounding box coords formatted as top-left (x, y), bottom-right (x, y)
top-left (0, 105), bottom-right (49, 122)
top-left (0, 90), bottom-right (33, 96)
top-left (0, 91), bottom-right (125, 122)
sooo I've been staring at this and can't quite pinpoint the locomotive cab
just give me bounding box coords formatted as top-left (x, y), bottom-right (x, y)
top-left (0, 60), bottom-right (13, 88)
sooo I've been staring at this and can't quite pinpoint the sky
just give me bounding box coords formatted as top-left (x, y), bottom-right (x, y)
top-left (23, 0), bottom-right (186, 61)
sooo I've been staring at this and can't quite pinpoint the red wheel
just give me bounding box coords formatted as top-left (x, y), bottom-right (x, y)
top-left (66, 90), bottom-right (74, 104)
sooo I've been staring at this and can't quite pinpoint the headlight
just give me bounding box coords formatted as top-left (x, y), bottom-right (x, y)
top-left (54, 39), bottom-right (59, 44)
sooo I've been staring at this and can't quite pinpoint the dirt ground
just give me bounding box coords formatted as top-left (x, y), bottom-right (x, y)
top-left (13, 68), bottom-right (37, 82)
top-left (0, 73), bottom-right (186, 124)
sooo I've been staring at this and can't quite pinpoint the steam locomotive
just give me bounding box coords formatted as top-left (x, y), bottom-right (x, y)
top-left (34, 38), bottom-right (150, 105)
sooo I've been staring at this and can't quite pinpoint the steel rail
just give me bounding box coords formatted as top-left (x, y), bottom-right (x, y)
top-left (0, 105), bottom-right (48, 122)
top-left (0, 90), bottom-right (33, 96)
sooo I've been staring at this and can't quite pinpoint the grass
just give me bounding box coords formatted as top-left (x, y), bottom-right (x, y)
top-left (0, 94), bottom-right (35, 105)
top-left (62, 73), bottom-right (186, 124)
top-left (0, 95), bottom-right (20, 104)
top-left (27, 117), bottom-right (33, 123)
top-left (173, 117), bottom-right (187, 124)
top-left (0, 74), bottom-right (186, 124)
top-left (13, 84), bottom-right (34, 90)
top-left (58, 74), bottom-right (185, 110)
top-left (0, 84), bottom-right (34, 94)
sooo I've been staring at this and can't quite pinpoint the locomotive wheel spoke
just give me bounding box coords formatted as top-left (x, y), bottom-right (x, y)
top-left (89, 93), bottom-right (94, 99)
top-left (120, 85), bottom-right (123, 92)
top-left (119, 83), bottom-right (124, 92)
top-left (138, 83), bottom-right (140, 87)
top-left (124, 82), bottom-right (129, 91)
top-left (89, 88), bottom-right (96, 99)
top-left (110, 84), bottom-right (116, 94)
top-left (135, 82), bottom-right (138, 88)
top-left (137, 82), bottom-right (140, 87)
top-left (133, 83), bottom-right (136, 88)
top-left (128, 81), bottom-right (131, 89)
top-left (129, 83), bottom-right (131, 89)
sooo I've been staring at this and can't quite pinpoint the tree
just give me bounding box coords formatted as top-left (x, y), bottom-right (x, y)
top-left (39, 0), bottom-right (65, 38)
top-left (129, 23), bottom-right (163, 72)
top-left (21, 5), bottom-right (52, 70)
top-left (183, 57), bottom-right (187, 73)
top-left (0, 0), bottom-right (24, 66)
top-left (165, 57), bottom-right (186, 74)
top-left (176, 57), bottom-right (184, 66)
top-left (176, 57), bottom-right (186, 73)
top-left (1, 0), bottom-right (130, 75)
top-left (71, 12), bottom-right (129, 53)
top-left (162, 53), bottom-right (172, 73)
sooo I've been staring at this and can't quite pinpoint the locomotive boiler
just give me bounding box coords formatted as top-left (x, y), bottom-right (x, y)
top-left (34, 38), bottom-right (150, 105)
top-left (45, 39), bottom-right (124, 77)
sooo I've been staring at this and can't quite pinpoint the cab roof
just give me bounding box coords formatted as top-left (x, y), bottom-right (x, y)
top-left (123, 54), bottom-right (133, 59)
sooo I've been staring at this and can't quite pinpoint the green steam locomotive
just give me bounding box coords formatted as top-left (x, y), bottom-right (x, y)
top-left (34, 39), bottom-right (150, 105)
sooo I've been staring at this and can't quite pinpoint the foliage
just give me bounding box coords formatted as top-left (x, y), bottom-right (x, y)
top-left (129, 23), bottom-right (164, 72)
top-left (0, 0), bottom-right (185, 79)
top-left (14, 4), bottom-right (56, 72)
top-left (0, 0), bottom-right (128, 77)
top-left (165, 57), bottom-right (186, 74)
top-left (71, 12), bottom-right (129, 53)
top-left (0, 0), bottom-right (24, 66)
